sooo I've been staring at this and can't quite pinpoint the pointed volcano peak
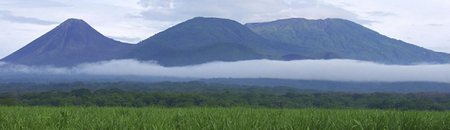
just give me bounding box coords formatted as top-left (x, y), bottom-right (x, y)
top-left (62, 18), bottom-right (87, 24)
top-left (54, 18), bottom-right (98, 33)
top-left (45, 18), bottom-right (109, 45)
top-left (59, 18), bottom-right (90, 28)
top-left (1, 18), bottom-right (132, 66)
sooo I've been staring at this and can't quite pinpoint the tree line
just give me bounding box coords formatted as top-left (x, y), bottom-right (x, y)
top-left (0, 82), bottom-right (449, 110)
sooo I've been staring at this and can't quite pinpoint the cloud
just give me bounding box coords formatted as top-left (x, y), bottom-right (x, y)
top-left (366, 11), bottom-right (396, 17)
top-left (108, 36), bottom-right (142, 43)
top-left (0, 10), bottom-right (58, 25)
top-left (135, 0), bottom-right (373, 24)
top-left (0, 0), bottom-right (69, 8)
top-left (0, 62), bottom-right (68, 75)
top-left (1, 59), bottom-right (450, 83)
top-left (427, 23), bottom-right (444, 27)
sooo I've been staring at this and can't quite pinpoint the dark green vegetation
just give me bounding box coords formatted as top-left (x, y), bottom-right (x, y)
top-left (246, 18), bottom-right (450, 64)
top-left (1, 82), bottom-right (450, 129)
top-left (204, 78), bottom-right (450, 93)
top-left (1, 82), bottom-right (450, 110)
top-left (3, 17), bottom-right (450, 67)
top-left (0, 107), bottom-right (449, 130)
top-left (2, 79), bottom-right (450, 93)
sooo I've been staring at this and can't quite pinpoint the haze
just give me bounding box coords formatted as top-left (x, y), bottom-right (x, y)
top-left (1, 59), bottom-right (449, 83)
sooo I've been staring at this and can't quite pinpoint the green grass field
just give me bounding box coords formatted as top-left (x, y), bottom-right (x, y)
top-left (0, 107), bottom-right (449, 130)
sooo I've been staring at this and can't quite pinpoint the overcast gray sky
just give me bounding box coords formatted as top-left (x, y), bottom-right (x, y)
top-left (1, 0), bottom-right (450, 58)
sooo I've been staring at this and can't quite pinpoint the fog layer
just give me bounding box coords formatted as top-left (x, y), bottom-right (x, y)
top-left (1, 59), bottom-right (449, 83)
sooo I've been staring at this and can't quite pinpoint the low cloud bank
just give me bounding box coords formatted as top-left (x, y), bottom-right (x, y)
top-left (1, 59), bottom-right (450, 83)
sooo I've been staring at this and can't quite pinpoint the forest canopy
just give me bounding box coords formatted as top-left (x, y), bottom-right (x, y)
top-left (0, 82), bottom-right (449, 111)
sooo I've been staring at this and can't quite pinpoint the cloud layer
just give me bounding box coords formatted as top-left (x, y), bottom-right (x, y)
top-left (1, 59), bottom-right (449, 83)
top-left (136, 0), bottom-right (371, 24)
top-left (0, 10), bottom-right (58, 25)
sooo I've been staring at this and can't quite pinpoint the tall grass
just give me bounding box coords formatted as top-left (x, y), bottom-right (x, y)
top-left (0, 107), bottom-right (449, 130)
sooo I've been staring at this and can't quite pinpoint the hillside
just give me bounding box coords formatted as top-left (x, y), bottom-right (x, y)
top-left (1, 19), bottom-right (133, 66)
top-left (246, 18), bottom-right (450, 64)
top-left (127, 17), bottom-right (306, 66)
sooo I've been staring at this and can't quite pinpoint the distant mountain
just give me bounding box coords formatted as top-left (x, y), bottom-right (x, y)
top-left (2, 17), bottom-right (450, 67)
top-left (246, 18), bottom-right (450, 64)
top-left (127, 17), bottom-right (307, 66)
top-left (1, 18), bottom-right (133, 67)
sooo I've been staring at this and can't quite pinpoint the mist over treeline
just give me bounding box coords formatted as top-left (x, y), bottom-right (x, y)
top-left (1, 59), bottom-right (450, 83)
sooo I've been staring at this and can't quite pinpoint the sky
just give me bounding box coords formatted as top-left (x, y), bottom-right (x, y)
top-left (1, 0), bottom-right (450, 59)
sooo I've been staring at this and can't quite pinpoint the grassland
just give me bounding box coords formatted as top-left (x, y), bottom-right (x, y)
top-left (0, 107), bottom-right (449, 130)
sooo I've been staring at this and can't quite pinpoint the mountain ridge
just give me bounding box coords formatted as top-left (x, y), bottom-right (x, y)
top-left (246, 18), bottom-right (450, 64)
top-left (2, 17), bottom-right (450, 67)
top-left (127, 17), bottom-right (311, 66)
top-left (2, 18), bottom-right (134, 67)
